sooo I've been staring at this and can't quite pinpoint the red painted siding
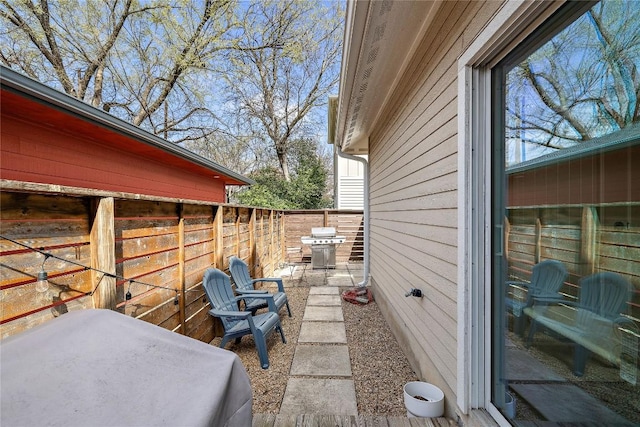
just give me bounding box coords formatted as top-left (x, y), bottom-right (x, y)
top-left (1, 94), bottom-right (229, 203)
top-left (508, 145), bottom-right (639, 206)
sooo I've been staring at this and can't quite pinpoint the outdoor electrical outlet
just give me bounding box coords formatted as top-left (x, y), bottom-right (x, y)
top-left (405, 288), bottom-right (423, 298)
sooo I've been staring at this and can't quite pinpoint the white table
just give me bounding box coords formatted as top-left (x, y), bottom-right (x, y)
top-left (1, 309), bottom-right (252, 426)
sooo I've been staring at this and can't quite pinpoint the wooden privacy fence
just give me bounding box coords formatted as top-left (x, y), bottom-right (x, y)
top-left (506, 203), bottom-right (640, 329)
top-left (283, 209), bottom-right (364, 263)
top-left (0, 187), bottom-right (364, 341)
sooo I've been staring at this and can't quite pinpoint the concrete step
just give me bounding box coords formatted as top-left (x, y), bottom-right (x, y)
top-left (252, 413), bottom-right (454, 427)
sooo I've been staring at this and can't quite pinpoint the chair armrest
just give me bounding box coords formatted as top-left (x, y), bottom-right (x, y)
top-left (209, 308), bottom-right (251, 319)
top-left (241, 292), bottom-right (278, 312)
top-left (236, 289), bottom-right (269, 295)
top-left (241, 292), bottom-right (275, 301)
top-left (614, 316), bottom-right (638, 331)
top-left (505, 281), bottom-right (530, 289)
top-left (532, 295), bottom-right (567, 304)
top-left (252, 277), bottom-right (285, 293)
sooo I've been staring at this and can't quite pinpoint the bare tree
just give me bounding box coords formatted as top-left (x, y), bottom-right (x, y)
top-left (218, 0), bottom-right (343, 181)
top-left (1, 0), bottom-right (155, 105)
top-left (1, 0), bottom-right (240, 141)
top-left (506, 0), bottom-right (640, 149)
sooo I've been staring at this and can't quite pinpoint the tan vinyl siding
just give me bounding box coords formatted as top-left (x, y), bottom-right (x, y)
top-left (366, 0), bottom-right (504, 413)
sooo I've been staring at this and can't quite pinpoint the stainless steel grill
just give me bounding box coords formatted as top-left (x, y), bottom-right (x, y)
top-left (301, 227), bottom-right (345, 269)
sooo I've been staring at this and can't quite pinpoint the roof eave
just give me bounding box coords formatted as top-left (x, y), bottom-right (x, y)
top-left (335, 0), bottom-right (440, 154)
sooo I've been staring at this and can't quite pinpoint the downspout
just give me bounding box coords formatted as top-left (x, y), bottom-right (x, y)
top-left (336, 145), bottom-right (369, 287)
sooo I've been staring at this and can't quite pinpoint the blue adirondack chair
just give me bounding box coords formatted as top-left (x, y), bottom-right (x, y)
top-left (505, 259), bottom-right (568, 335)
top-left (229, 256), bottom-right (292, 317)
top-left (202, 268), bottom-right (286, 369)
top-left (526, 272), bottom-right (632, 376)
top-left (572, 272), bottom-right (633, 374)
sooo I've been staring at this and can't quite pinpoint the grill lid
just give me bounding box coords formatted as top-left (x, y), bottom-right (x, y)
top-left (311, 227), bottom-right (336, 238)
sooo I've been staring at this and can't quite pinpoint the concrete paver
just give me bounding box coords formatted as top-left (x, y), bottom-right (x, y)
top-left (279, 378), bottom-right (357, 415)
top-left (303, 305), bottom-right (344, 322)
top-left (306, 294), bottom-right (341, 306)
top-left (326, 276), bottom-right (354, 287)
top-left (280, 266), bottom-right (356, 418)
top-left (510, 383), bottom-right (633, 425)
top-left (506, 348), bottom-right (565, 382)
top-left (304, 275), bottom-right (326, 287)
top-left (309, 286), bottom-right (340, 295)
top-left (290, 345), bottom-right (352, 377)
top-left (298, 322), bottom-right (347, 344)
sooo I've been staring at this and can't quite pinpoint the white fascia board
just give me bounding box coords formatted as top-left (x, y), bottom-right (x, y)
top-left (336, 0), bottom-right (370, 150)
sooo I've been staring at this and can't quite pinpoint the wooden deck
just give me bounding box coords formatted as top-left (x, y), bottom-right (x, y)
top-left (253, 414), bottom-right (454, 427)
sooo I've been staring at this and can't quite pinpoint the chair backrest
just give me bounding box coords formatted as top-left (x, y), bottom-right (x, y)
top-left (528, 260), bottom-right (568, 299)
top-left (229, 256), bottom-right (253, 291)
top-left (578, 272), bottom-right (631, 320)
top-left (203, 268), bottom-right (241, 331)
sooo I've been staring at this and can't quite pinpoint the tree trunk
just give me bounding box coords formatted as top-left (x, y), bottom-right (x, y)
top-left (278, 151), bottom-right (291, 181)
top-left (91, 64), bottom-right (104, 108)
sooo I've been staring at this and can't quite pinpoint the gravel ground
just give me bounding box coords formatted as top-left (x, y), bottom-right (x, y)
top-left (211, 282), bottom-right (419, 415)
top-left (341, 291), bottom-right (420, 415)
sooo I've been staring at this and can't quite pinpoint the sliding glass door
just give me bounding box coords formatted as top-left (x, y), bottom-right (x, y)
top-left (492, 1), bottom-right (639, 424)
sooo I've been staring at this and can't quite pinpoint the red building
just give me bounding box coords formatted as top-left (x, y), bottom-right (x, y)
top-left (1, 66), bottom-right (252, 203)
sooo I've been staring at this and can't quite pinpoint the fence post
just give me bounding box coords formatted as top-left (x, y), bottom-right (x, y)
top-left (535, 217), bottom-right (542, 264)
top-left (177, 203), bottom-right (186, 334)
top-left (269, 210), bottom-right (275, 275)
top-left (581, 206), bottom-right (599, 275)
top-left (234, 207), bottom-right (240, 261)
top-left (213, 205), bottom-right (224, 269)
top-left (90, 197), bottom-right (116, 309)
top-left (249, 208), bottom-right (256, 275)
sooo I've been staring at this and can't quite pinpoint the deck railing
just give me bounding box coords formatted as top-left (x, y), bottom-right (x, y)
top-left (0, 182), bottom-right (364, 341)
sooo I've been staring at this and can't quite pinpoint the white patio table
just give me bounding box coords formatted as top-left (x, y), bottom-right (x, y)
top-left (1, 309), bottom-right (252, 426)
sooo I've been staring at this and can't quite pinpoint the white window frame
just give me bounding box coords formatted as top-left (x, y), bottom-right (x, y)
top-left (456, 1), bottom-right (565, 423)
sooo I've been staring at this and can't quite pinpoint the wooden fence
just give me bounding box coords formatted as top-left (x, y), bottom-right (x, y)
top-left (3, 184), bottom-right (636, 340)
top-left (0, 185), bottom-right (363, 341)
top-left (283, 210), bottom-right (364, 263)
top-left (506, 203), bottom-right (640, 327)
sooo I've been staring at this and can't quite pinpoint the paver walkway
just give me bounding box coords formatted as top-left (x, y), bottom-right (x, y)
top-left (280, 286), bottom-right (357, 415)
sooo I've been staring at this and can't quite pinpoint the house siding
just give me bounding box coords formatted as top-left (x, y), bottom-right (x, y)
top-left (367, 0), bottom-right (504, 416)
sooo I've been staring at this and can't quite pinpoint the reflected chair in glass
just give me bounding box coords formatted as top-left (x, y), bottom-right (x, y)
top-left (525, 271), bottom-right (633, 376)
top-left (505, 259), bottom-right (568, 335)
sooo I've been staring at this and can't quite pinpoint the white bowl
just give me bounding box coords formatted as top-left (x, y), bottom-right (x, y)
top-left (403, 381), bottom-right (444, 418)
